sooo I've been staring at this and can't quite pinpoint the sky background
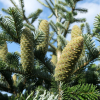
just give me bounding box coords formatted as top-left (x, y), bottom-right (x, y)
top-left (0, 0), bottom-right (100, 97)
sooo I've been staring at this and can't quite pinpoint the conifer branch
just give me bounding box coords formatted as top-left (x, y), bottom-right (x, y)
top-left (57, 10), bottom-right (66, 19)
top-left (73, 33), bottom-right (99, 74)
top-left (58, 0), bottom-right (67, 6)
top-left (19, 0), bottom-right (25, 19)
top-left (31, 9), bottom-right (43, 24)
top-left (73, 18), bottom-right (86, 22)
top-left (51, 39), bottom-right (57, 45)
top-left (74, 8), bottom-right (88, 13)
top-left (52, 38), bottom-right (57, 42)
top-left (73, 51), bottom-right (100, 75)
top-left (37, 0), bottom-right (49, 8)
top-left (85, 22), bottom-right (91, 34)
top-left (57, 34), bottom-right (69, 49)
top-left (10, 0), bottom-right (22, 14)
top-left (63, 1), bottom-right (77, 37)
top-left (56, 22), bottom-right (66, 30)
top-left (80, 23), bottom-right (85, 33)
top-left (45, 0), bottom-right (56, 17)
top-left (27, 9), bottom-right (43, 24)
top-left (0, 8), bottom-right (23, 44)
top-left (48, 31), bottom-right (55, 41)
top-left (83, 34), bottom-right (96, 58)
top-left (9, 7), bottom-right (23, 40)
top-left (2, 8), bottom-right (11, 15)
top-left (0, 33), bottom-right (14, 43)
top-left (55, 4), bottom-right (68, 12)
top-left (0, 18), bottom-right (17, 42)
top-left (48, 42), bottom-right (57, 51)
top-left (50, 0), bottom-right (54, 6)
top-left (47, 48), bottom-right (55, 53)
top-left (23, 23), bottom-right (35, 32)
top-left (9, 0), bottom-right (35, 32)
top-left (49, 20), bottom-right (58, 34)
top-left (0, 64), bottom-right (52, 83)
top-left (34, 50), bottom-right (54, 74)
top-left (62, 83), bottom-right (100, 100)
top-left (48, 13), bottom-right (53, 18)
top-left (0, 82), bottom-right (13, 94)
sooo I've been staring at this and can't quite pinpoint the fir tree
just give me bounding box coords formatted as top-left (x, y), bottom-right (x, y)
top-left (0, 0), bottom-right (100, 100)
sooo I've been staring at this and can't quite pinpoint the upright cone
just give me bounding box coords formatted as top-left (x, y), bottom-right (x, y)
top-left (71, 25), bottom-right (85, 59)
top-left (20, 27), bottom-right (34, 76)
top-left (0, 40), bottom-right (8, 62)
top-left (12, 74), bottom-right (17, 86)
top-left (54, 36), bottom-right (84, 82)
top-left (71, 25), bottom-right (82, 40)
top-left (50, 54), bottom-right (57, 67)
top-left (36, 20), bottom-right (49, 55)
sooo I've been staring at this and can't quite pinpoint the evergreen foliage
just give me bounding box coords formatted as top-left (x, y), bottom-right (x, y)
top-left (61, 82), bottom-right (100, 100)
top-left (0, 0), bottom-right (100, 100)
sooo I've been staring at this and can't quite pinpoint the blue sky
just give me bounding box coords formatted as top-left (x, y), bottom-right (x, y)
top-left (0, 0), bottom-right (100, 97)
